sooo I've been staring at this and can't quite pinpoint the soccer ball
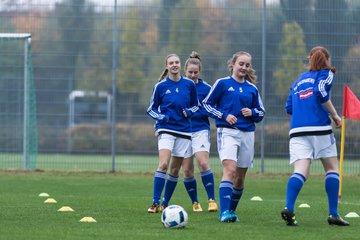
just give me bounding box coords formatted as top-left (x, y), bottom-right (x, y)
top-left (161, 205), bottom-right (188, 229)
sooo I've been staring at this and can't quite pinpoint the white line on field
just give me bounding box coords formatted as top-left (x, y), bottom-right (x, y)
top-left (249, 198), bottom-right (360, 206)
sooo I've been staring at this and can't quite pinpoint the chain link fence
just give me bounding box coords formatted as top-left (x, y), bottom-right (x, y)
top-left (0, 0), bottom-right (359, 174)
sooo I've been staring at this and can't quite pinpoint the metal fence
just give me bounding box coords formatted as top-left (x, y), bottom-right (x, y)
top-left (0, 0), bottom-right (359, 174)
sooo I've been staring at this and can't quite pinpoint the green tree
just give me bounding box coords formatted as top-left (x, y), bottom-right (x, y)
top-left (158, 0), bottom-right (181, 46)
top-left (281, 0), bottom-right (355, 62)
top-left (0, 21), bottom-right (19, 66)
top-left (312, 0), bottom-right (355, 100)
top-left (280, 0), bottom-right (313, 48)
top-left (118, 9), bottom-right (147, 122)
top-left (223, 1), bottom-right (262, 57)
top-left (54, 0), bottom-right (94, 89)
top-left (118, 9), bottom-right (146, 93)
top-left (197, 0), bottom-right (229, 83)
top-left (344, 44), bottom-right (360, 92)
top-left (145, 0), bottom-right (202, 104)
top-left (77, 17), bottom-right (113, 91)
top-left (0, 21), bottom-right (23, 124)
top-left (143, 0), bottom-right (202, 98)
top-left (220, 0), bottom-right (265, 89)
top-left (280, 0), bottom-right (357, 104)
top-left (273, 22), bottom-right (307, 100)
top-left (313, 0), bottom-right (352, 60)
top-left (167, 0), bottom-right (202, 56)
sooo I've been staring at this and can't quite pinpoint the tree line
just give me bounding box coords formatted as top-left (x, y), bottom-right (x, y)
top-left (1, 0), bottom-right (360, 126)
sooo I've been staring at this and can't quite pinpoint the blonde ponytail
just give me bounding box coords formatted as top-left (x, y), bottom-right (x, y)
top-left (158, 53), bottom-right (179, 82)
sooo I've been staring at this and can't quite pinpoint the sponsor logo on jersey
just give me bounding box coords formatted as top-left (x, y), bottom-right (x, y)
top-left (165, 89), bottom-right (171, 94)
top-left (299, 89), bottom-right (313, 99)
top-left (176, 88), bottom-right (179, 93)
top-left (293, 78), bottom-right (315, 91)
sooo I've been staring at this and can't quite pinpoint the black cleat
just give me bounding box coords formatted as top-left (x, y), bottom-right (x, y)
top-left (281, 208), bottom-right (298, 226)
top-left (327, 215), bottom-right (350, 226)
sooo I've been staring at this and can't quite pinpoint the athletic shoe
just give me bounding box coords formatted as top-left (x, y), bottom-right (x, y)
top-left (281, 208), bottom-right (298, 226)
top-left (327, 215), bottom-right (350, 226)
top-left (147, 203), bottom-right (160, 213)
top-left (219, 210), bottom-right (237, 222)
top-left (160, 204), bottom-right (168, 211)
top-left (192, 202), bottom-right (203, 212)
top-left (208, 199), bottom-right (218, 212)
top-left (229, 210), bottom-right (239, 222)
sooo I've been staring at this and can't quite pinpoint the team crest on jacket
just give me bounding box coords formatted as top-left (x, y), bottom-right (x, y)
top-left (299, 89), bottom-right (313, 99)
top-left (239, 87), bottom-right (243, 93)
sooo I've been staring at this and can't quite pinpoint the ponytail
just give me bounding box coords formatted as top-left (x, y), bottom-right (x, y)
top-left (246, 67), bottom-right (257, 84)
top-left (158, 69), bottom-right (168, 82)
top-left (158, 53), bottom-right (179, 82)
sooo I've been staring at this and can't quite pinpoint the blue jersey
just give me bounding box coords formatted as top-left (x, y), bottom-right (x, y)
top-left (285, 69), bottom-right (334, 136)
top-left (203, 76), bottom-right (265, 131)
top-left (147, 76), bottom-right (199, 136)
top-left (191, 79), bottom-right (211, 132)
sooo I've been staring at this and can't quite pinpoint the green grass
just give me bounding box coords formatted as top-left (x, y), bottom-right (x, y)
top-left (2, 153), bottom-right (360, 175)
top-left (0, 171), bottom-right (359, 240)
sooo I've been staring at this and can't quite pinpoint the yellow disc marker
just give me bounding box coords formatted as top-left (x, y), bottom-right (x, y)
top-left (38, 193), bottom-right (50, 197)
top-left (58, 206), bottom-right (74, 212)
top-left (345, 212), bottom-right (359, 218)
top-left (44, 198), bottom-right (57, 203)
top-left (299, 203), bottom-right (310, 208)
top-left (250, 196), bottom-right (263, 201)
top-left (79, 217), bottom-right (97, 223)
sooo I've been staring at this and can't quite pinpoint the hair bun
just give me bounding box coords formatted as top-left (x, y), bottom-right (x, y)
top-left (189, 51), bottom-right (201, 60)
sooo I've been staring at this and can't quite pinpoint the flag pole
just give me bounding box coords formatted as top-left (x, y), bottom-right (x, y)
top-left (338, 116), bottom-right (346, 200)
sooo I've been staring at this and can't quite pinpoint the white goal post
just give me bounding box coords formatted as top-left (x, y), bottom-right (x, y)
top-left (0, 33), bottom-right (36, 170)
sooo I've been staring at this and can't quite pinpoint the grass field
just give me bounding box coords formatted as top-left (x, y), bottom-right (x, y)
top-left (0, 171), bottom-right (359, 240)
top-left (2, 154), bottom-right (360, 175)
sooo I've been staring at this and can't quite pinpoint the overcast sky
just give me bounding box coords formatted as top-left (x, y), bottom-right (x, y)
top-left (0, 0), bottom-right (140, 11)
top-left (0, 0), bottom-right (278, 11)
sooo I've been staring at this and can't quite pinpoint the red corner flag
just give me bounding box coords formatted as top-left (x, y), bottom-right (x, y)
top-left (342, 85), bottom-right (360, 120)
